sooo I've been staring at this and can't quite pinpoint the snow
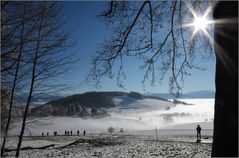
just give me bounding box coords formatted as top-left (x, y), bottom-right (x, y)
top-left (4, 134), bottom-right (212, 158)
top-left (4, 98), bottom-right (214, 157)
top-left (113, 96), bottom-right (174, 110)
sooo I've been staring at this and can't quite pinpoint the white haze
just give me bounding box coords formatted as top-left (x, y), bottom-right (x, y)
top-left (9, 98), bottom-right (214, 136)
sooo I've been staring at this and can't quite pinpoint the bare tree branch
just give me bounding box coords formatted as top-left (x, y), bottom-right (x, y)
top-left (87, 1), bottom-right (213, 96)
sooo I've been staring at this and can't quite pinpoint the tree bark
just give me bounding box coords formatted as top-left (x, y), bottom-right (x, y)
top-left (212, 1), bottom-right (238, 157)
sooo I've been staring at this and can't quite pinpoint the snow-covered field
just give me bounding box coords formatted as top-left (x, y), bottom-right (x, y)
top-left (4, 134), bottom-right (212, 158)
top-left (3, 98), bottom-right (214, 157)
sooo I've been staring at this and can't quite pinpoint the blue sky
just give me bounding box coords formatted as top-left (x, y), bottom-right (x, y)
top-left (60, 1), bottom-right (215, 95)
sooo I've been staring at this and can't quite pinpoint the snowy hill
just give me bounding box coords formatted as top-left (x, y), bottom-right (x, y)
top-left (30, 91), bottom-right (172, 117)
top-left (113, 96), bottom-right (174, 110)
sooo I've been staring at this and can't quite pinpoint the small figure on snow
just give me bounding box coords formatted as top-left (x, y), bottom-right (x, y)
top-left (83, 130), bottom-right (86, 136)
top-left (47, 132), bottom-right (49, 136)
top-left (196, 124), bottom-right (201, 142)
top-left (77, 130), bottom-right (79, 136)
top-left (42, 132), bottom-right (44, 136)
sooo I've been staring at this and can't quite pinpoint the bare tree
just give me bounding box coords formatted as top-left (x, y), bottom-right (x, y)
top-left (1, 2), bottom-right (76, 157)
top-left (1, 2), bottom-right (29, 157)
top-left (88, 1), bottom-right (237, 156)
top-left (87, 1), bottom-right (212, 96)
top-left (107, 127), bottom-right (114, 134)
top-left (15, 2), bottom-right (75, 157)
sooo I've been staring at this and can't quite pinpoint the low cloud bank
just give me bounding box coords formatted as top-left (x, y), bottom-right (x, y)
top-left (10, 99), bottom-right (214, 135)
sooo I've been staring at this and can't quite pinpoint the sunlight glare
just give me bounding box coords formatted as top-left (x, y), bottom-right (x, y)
top-left (193, 16), bottom-right (209, 32)
top-left (182, 2), bottom-right (215, 41)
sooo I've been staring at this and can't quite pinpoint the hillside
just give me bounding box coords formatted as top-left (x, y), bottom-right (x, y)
top-left (30, 91), bottom-right (171, 117)
top-left (31, 92), bottom-right (115, 117)
top-left (48, 92), bottom-right (115, 109)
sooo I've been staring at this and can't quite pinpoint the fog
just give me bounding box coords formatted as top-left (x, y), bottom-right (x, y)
top-left (10, 99), bottom-right (214, 136)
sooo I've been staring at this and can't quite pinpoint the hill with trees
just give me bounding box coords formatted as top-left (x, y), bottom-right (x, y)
top-left (30, 91), bottom-right (171, 117)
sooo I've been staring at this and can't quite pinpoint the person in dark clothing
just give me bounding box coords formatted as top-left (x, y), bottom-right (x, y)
top-left (77, 130), bottom-right (79, 136)
top-left (196, 125), bottom-right (202, 142)
top-left (47, 132), bottom-right (49, 136)
top-left (70, 130), bottom-right (72, 136)
top-left (83, 130), bottom-right (86, 136)
top-left (42, 132), bottom-right (44, 136)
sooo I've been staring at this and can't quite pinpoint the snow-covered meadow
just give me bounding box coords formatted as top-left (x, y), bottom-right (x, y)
top-left (4, 98), bottom-right (214, 157)
top-left (5, 135), bottom-right (212, 158)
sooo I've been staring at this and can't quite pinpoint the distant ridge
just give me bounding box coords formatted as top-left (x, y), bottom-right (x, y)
top-left (145, 90), bottom-right (215, 99)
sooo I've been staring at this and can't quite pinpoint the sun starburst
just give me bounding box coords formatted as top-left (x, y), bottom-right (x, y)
top-left (193, 17), bottom-right (209, 32)
top-left (181, 1), bottom-right (238, 72)
top-left (182, 2), bottom-right (215, 41)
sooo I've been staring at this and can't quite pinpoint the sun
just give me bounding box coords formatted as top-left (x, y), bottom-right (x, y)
top-left (182, 3), bottom-right (215, 41)
top-left (192, 16), bottom-right (209, 33)
top-left (181, 1), bottom-right (237, 43)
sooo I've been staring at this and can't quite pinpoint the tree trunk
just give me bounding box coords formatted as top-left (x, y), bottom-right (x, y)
top-left (15, 9), bottom-right (44, 157)
top-left (1, 4), bottom-right (26, 157)
top-left (212, 1), bottom-right (238, 157)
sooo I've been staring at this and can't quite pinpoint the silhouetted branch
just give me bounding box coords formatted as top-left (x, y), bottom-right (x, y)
top-left (88, 1), bottom-right (212, 96)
